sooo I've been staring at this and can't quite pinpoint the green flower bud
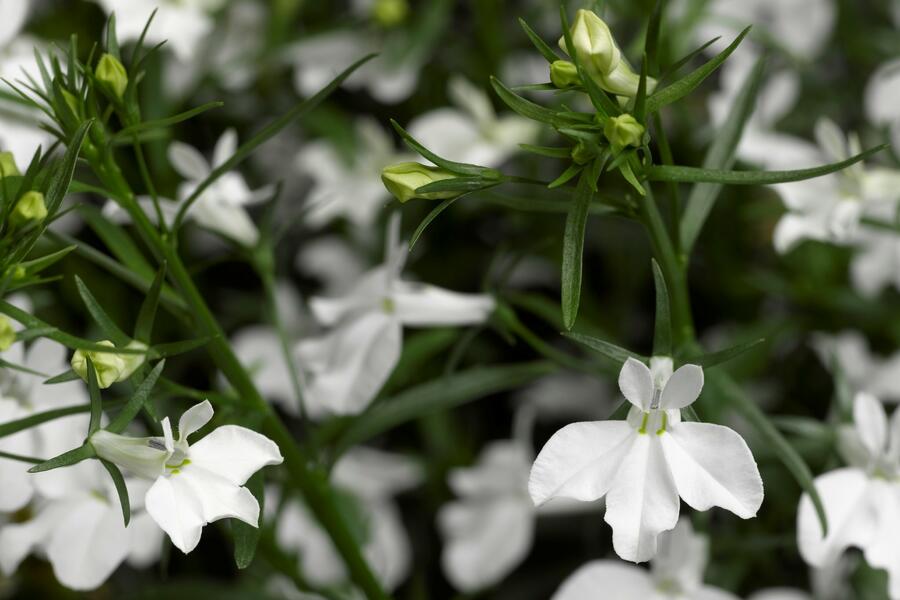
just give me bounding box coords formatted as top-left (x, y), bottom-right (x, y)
top-left (381, 162), bottom-right (459, 203)
top-left (96, 53), bottom-right (128, 100)
top-left (10, 191), bottom-right (47, 227)
top-left (61, 89), bottom-right (81, 120)
top-left (71, 340), bottom-right (147, 388)
top-left (89, 429), bottom-right (168, 479)
top-left (570, 140), bottom-right (597, 165)
top-left (373, 0), bottom-right (408, 27)
top-left (603, 114), bottom-right (645, 149)
top-left (0, 316), bottom-right (15, 351)
top-left (0, 152), bottom-right (20, 178)
top-left (550, 60), bottom-right (580, 89)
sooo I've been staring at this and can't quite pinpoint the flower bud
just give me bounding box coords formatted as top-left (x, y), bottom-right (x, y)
top-left (89, 430), bottom-right (168, 479)
top-left (71, 340), bottom-right (147, 388)
top-left (603, 114), bottom-right (645, 149)
top-left (10, 191), bottom-right (48, 227)
top-left (373, 0), bottom-right (408, 27)
top-left (381, 162), bottom-right (459, 203)
top-left (0, 152), bottom-right (20, 178)
top-left (570, 140), bottom-right (597, 165)
top-left (559, 10), bottom-right (620, 75)
top-left (0, 316), bottom-right (15, 351)
top-left (550, 60), bottom-right (580, 89)
top-left (96, 53), bottom-right (128, 100)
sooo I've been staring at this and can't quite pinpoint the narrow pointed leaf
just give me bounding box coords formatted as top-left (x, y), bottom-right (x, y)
top-left (634, 54), bottom-right (649, 123)
top-left (409, 196), bottom-right (462, 250)
top-left (651, 259), bottom-right (672, 356)
top-left (17, 246), bottom-right (76, 275)
top-left (75, 276), bottom-right (130, 346)
top-left (44, 369), bottom-right (80, 384)
top-left (662, 36), bottom-right (721, 79)
top-left (561, 331), bottom-right (648, 364)
top-left (645, 0), bottom-right (664, 75)
top-left (134, 263), bottom-right (167, 343)
top-left (107, 360), bottom-right (165, 433)
top-left (0, 404), bottom-right (89, 439)
top-left (390, 120), bottom-right (491, 176)
top-left (113, 101), bottom-right (224, 140)
top-left (561, 172), bottom-right (593, 330)
top-left (101, 459), bottom-right (130, 526)
top-left (691, 338), bottom-right (764, 368)
top-left (519, 18), bottom-right (560, 63)
top-left (87, 359), bottom-right (102, 435)
top-left (150, 336), bottom-right (217, 358)
top-left (28, 443), bottom-right (95, 473)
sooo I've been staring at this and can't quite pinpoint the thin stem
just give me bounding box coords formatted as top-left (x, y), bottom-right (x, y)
top-left (652, 112), bottom-right (682, 257)
top-left (259, 267), bottom-right (307, 421)
top-left (132, 136), bottom-right (167, 234)
top-left (0, 450), bottom-right (43, 463)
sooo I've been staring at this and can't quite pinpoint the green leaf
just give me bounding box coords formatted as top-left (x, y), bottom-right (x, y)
top-left (17, 245), bottom-right (76, 276)
top-left (680, 55), bottom-right (765, 252)
top-left (233, 471), bottom-right (264, 569)
top-left (561, 172), bottom-right (594, 330)
top-left (548, 163), bottom-right (582, 188)
top-left (134, 263), bottom-right (167, 343)
top-left (690, 338), bottom-right (764, 368)
top-left (646, 27), bottom-right (751, 114)
top-left (113, 101), bottom-right (224, 140)
top-left (651, 259), bottom-right (672, 356)
top-left (149, 336), bottom-right (216, 358)
top-left (101, 459), bottom-right (130, 526)
top-left (107, 360), bottom-right (165, 433)
top-left (0, 404), bottom-right (89, 439)
top-left (87, 359), bottom-right (102, 435)
top-left (709, 372), bottom-right (828, 535)
top-left (645, 0), bottom-right (664, 76)
top-left (105, 12), bottom-right (120, 59)
top-left (75, 276), bottom-right (131, 346)
top-left (44, 119), bottom-right (93, 214)
top-left (333, 361), bottom-right (556, 455)
top-left (577, 64), bottom-right (620, 118)
top-left (634, 54), bottom-right (649, 123)
top-left (0, 450), bottom-right (42, 464)
top-left (561, 332), bottom-right (648, 364)
top-left (661, 36), bottom-right (721, 80)
top-left (44, 369), bottom-right (80, 384)
top-left (491, 76), bottom-right (578, 127)
top-left (519, 144), bottom-right (572, 158)
top-left (414, 177), bottom-right (497, 195)
top-left (647, 145), bottom-right (886, 185)
top-left (28, 443), bottom-right (96, 473)
top-left (78, 204), bottom-right (155, 279)
top-left (174, 54), bottom-right (377, 230)
top-left (409, 196), bottom-right (461, 251)
top-left (390, 120), bottom-right (492, 176)
top-left (519, 18), bottom-right (560, 63)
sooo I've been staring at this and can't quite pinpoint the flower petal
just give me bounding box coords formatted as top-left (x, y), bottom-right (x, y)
top-left (145, 474), bottom-right (205, 554)
top-left (660, 422), bottom-right (763, 519)
top-left (178, 400), bottom-right (214, 443)
top-left (188, 425), bottom-right (283, 486)
top-left (747, 590), bottom-right (811, 600)
top-left (126, 511), bottom-right (165, 568)
top-left (604, 434), bottom-right (680, 562)
top-left (331, 447), bottom-right (422, 499)
top-left (528, 420), bottom-right (634, 506)
top-left (550, 560), bottom-right (654, 600)
top-left (363, 500), bottom-right (413, 591)
top-left (618, 357), bottom-right (654, 411)
top-left (168, 141), bottom-right (209, 181)
top-left (695, 587), bottom-right (742, 600)
top-left (179, 465), bottom-right (260, 526)
top-left (0, 500), bottom-right (67, 576)
top-left (797, 467), bottom-right (875, 567)
top-left (659, 364), bottom-right (704, 410)
top-left (861, 482), bottom-right (900, 600)
top-left (392, 282), bottom-right (495, 327)
top-left (852, 392), bottom-right (887, 459)
top-left (212, 128), bottom-right (238, 168)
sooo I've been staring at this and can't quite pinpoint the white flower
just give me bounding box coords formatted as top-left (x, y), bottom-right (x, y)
top-left (104, 129), bottom-right (272, 246)
top-left (0, 459), bottom-right (163, 590)
top-left (797, 392), bottom-right (900, 600)
top-left (551, 518), bottom-right (738, 600)
top-left (295, 236), bottom-right (367, 296)
top-left (0, 336), bottom-right (90, 512)
top-left (90, 400), bottom-right (283, 554)
top-left (272, 448), bottom-right (421, 592)
top-left (865, 58), bottom-right (900, 155)
top-left (407, 77), bottom-right (540, 168)
top-left (296, 118), bottom-right (410, 228)
top-left (295, 216), bottom-right (495, 417)
top-left (529, 356), bottom-right (763, 562)
top-left (812, 331), bottom-right (900, 402)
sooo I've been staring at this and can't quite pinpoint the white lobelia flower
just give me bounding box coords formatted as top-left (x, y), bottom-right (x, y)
top-left (865, 58), bottom-right (900, 155)
top-left (104, 129), bottom-right (272, 246)
top-left (797, 392), bottom-right (900, 600)
top-left (811, 331), bottom-right (900, 403)
top-left (89, 400), bottom-right (283, 554)
top-left (0, 336), bottom-right (90, 512)
top-left (0, 459), bottom-right (163, 591)
top-left (407, 77), bottom-right (540, 168)
top-left (529, 356), bottom-right (763, 562)
top-left (295, 216), bottom-right (495, 417)
top-left (272, 447), bottom-right (422, 592)
top-left (296, 118), bottom-right (410, 229)
top-left (551, 518), bottom-right (738, 600)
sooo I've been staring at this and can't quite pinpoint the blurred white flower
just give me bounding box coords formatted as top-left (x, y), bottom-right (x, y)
top-left (865, 58), bottom-right (900, 155)
top-left (812, 331), bottom-right (900, 402)
top-left (0, 336), bottom-right (90, 512)
top-left (91, 401), bottom-right (283, 554)
top-left (407, 77), bottom-right (540, 167)
top-left (529, 357), bottom-right (763, 562)
top-left (551, 518), bottom-right (738, 600)
top-left (797, 392), bottom-right (900, 600)
top-left (0, 460), bottom-right (162, 591)
top-left (287, 30), bottom-right (420, 104)
top-left (516, 373), bottom-right (614, 422)
top-left (296, 118), bottom-right (409, 228)
top-left (273, 447), bottom-right (421, 592)
top-left (748, 590), bottom-right (811, 600)
top-left (295, 236), bottom-right (367, 296)
top-left (295, 216), bottom-right (495, 417)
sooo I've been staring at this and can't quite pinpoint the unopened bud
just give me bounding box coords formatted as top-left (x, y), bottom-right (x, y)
top-left (0, 152), bottom-right (20, 178)
top-left (0, 316), bottom-right (15, 351)
top-left (373, 0), bottom-right (408, 27)
top-left (603, 114), bottom-right (645, 149)
top-left (550, 60), bottom-right (579, 89)
top-left (71, 340), bottom-right (147, 388)
top-left (96, 53), bottom-right (128, 100)
top-left (10, 191), bottom-right (47, 227)
top-left (570, 140), bottom-right (597, 165)
top-left (381, 162), bottom-right (459, 203)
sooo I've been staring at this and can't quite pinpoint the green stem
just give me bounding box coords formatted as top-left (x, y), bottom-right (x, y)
top-left (259, 266), bottom-right (307, 421)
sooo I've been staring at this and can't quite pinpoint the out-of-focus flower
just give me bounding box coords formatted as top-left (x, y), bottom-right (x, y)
top-left (71, 340), bottom-right (146, 389)
top-left (812, 331), bottom-right (900, 403)
top-left (797, 392), bottom-right (900, 600)
top-left (296, 118), bottom-right (409, 228)
top-left (407, 77), bottom-right (540, 167)
top-left (381, 162), bottom-right (459, 203)
top-left (295, 216), bottom-right (494, 418)
top-left (9, 190), bottom-right (45, 227)
top-left (273, 447), bottom-right (421, 592)
top-left (551, 519), bottom-right (739, 600)
top-left (0, 151), bottom-right (20, 178)
top-left (0, 316), bottom-right (15, 351)
top-left (0, 460), bottom-right (163, 590)
top-left (91, 401), bottom-right (283, 553)
top-left (865, 58), bottom-right (900, 159)
top-left (295, 236), bottom-right (367, 296)
top-left (557, 9), bottom-right (654, 97)
top-left (529, 357), bottom-right (763, 562)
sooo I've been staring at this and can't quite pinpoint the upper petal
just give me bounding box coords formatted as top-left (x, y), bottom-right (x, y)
top-left (168, 141), bottom-right (210, 181)
top-left (659, 364), bottom-right (704, 410)
top-left (550, 560), bottom-right (654, 600)
top-left (618, 357), bottom-right (654, 411)
top-left (528, 420), bottom-right (635, 506)
top-left (188, 424), bottom-right (283, 486)
top-left (178, 400), bottom-right (214, 444)
top-left (604, 434), bottom-right (681, 562)
top-left (391, 282), bottom-right (495, 327)
top-left (212, 128), bottom-right (238, 168)
top-left (660, 422), bottom-right (764, 519)
top-left (852, 392), bottom-right (887, 459)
